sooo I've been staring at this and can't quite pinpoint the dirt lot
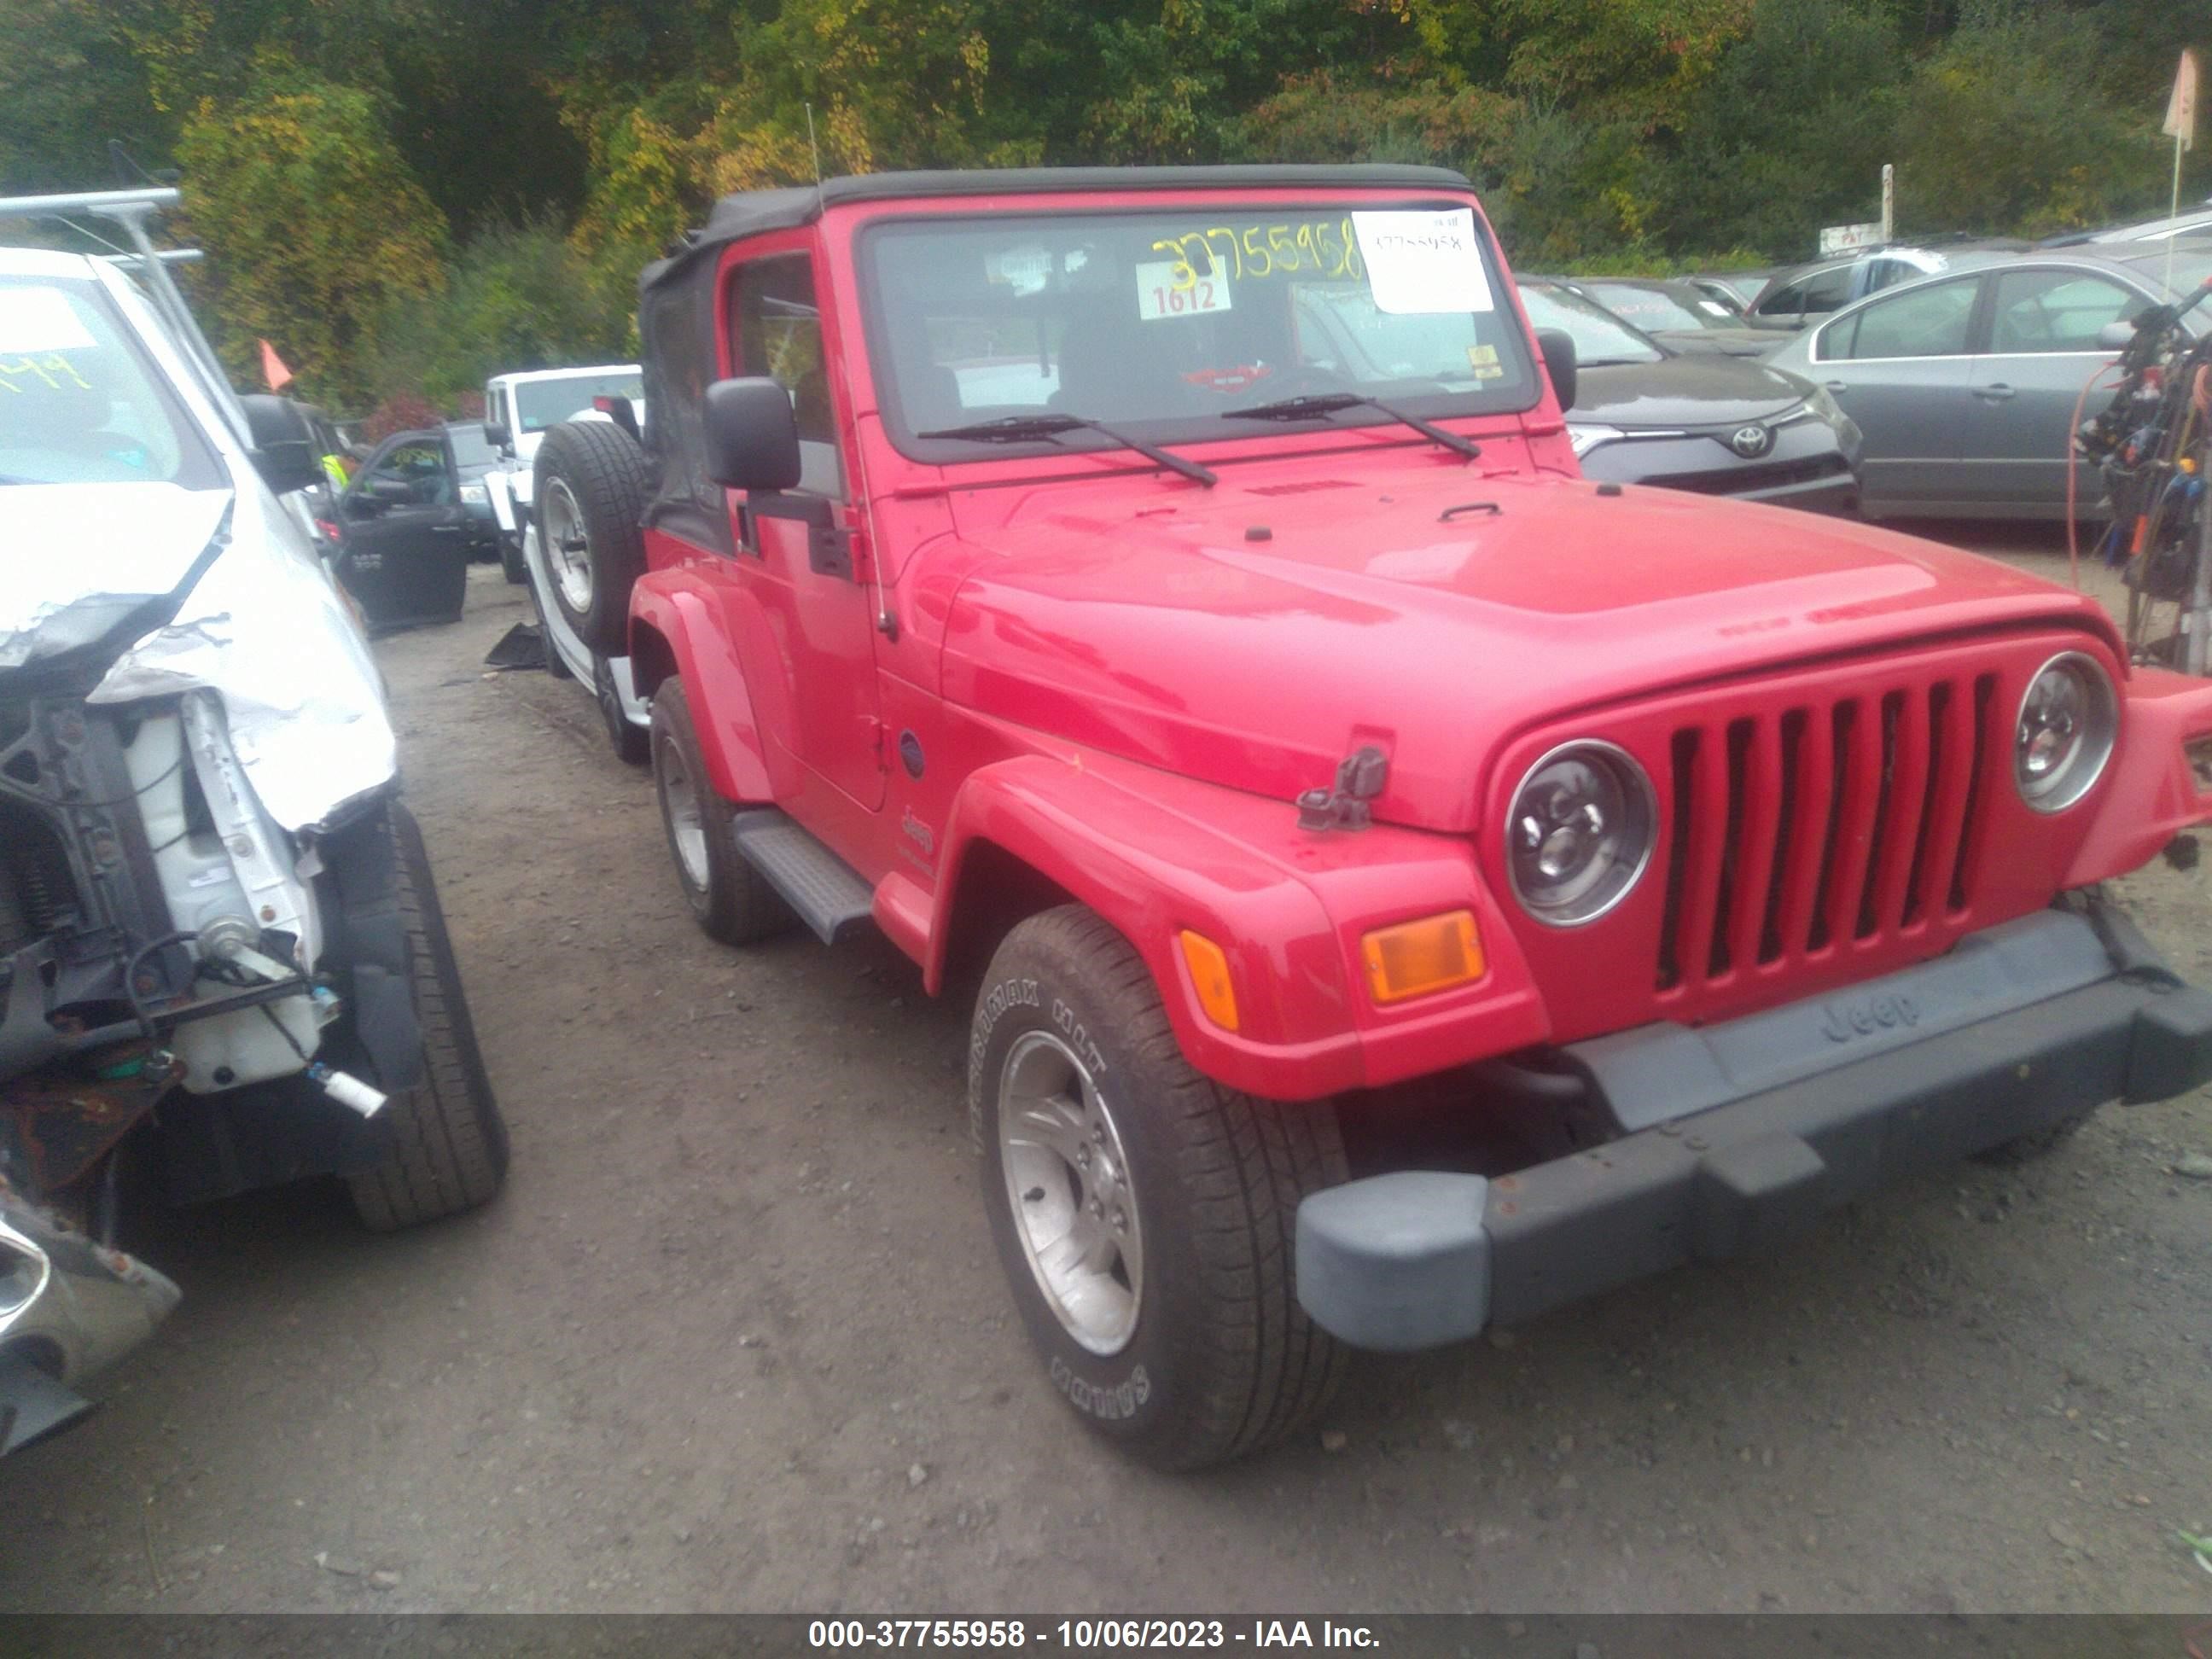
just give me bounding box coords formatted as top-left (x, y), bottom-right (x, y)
top-left (3, 533), bottom-right (2210, 1615)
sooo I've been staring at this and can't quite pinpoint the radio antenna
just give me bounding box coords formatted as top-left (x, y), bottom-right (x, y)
top-left (804, 102), bottom-right (825, 215)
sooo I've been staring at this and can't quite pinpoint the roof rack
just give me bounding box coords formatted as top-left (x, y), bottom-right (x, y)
top-left (0, 184), bottom-right (249, 443)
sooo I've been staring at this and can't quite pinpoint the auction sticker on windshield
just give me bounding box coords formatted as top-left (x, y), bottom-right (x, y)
top-left (1136, 261), bottom-right (1232, 321)
top-left (1351, 209), bottom-right (1493, 315)
top-left (0, 286), bottom-right (97, 356)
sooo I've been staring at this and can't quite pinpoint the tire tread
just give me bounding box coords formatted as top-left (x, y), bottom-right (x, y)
top-left (981, 905), bottom-right (1347, 1468)
top-left (345, 805), bottom-right (509, 1231)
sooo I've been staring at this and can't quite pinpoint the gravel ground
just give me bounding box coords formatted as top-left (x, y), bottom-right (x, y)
top-left (3, 533), bottom-right (2209, 1615)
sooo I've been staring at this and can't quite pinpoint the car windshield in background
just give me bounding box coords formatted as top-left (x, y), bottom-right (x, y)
top-left (1515, 281), bottom-right (1666, 366)
top-left (445, 422), bottom-right (498, 470)
top-left (0, 276), bottom-right (221, 487)
top-left (2115, 247), bottom-right (2212, 303)
top-left (1583, 282), bottom-right (1741, 331)
top-left (860, 204), bottom-right (1539, 455)
top-left (515, 372), bottom-right (644, 434)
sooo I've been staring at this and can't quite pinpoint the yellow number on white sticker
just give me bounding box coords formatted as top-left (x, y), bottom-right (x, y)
top-left (1136, 262), bottom-right (1232, 322)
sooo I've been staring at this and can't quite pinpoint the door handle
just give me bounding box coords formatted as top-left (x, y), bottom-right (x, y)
top-left (431, 522), bottom-right (466, 533)
top-left (1823, 380), bottom-right (1848, 393)
top-left (1973, 382), bottom-right (2017, 401)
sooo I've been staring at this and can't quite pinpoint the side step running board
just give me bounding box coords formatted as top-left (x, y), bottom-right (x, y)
top-left (728, 809), bottom-right (876, 944)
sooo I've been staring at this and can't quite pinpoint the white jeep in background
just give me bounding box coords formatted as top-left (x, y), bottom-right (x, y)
top-left (481, 366), bottom-right (654, 765)
top-left (480, 364), bottom-right (644, 584)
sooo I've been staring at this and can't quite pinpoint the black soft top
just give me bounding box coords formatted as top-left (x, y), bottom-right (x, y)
top-left (632, 163), bottom-right (1475, 556)
top-left (638, 164), bottom-right (1473, 295)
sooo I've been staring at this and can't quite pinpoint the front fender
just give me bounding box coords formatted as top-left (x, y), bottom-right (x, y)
top-left (2065, 666), bottom-right (2212, 887)
top-left (926, 750), bottom-right (1547, 1101)
top-left (628, 571), bottom-right (777, 804)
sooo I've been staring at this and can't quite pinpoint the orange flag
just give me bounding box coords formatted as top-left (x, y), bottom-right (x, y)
top-left (259, 338), bottom-right (294, 392)
top-left (2165, 50), bottom-right (2198, 150)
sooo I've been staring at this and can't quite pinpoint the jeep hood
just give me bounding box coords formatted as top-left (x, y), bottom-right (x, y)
top-left (0, 480), bottom-right (396, 830)
top-left (939, 469), bottom-right (2113, 834)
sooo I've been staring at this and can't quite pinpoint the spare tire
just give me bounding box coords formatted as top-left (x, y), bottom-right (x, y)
top-left (532, 419), bottom-right (650, 658)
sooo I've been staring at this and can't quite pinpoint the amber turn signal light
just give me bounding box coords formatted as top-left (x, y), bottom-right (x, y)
top-left (1179, 930), bottom-right (1241, 1032)
top-left (1361, 911), bottom-right (1485, 1005)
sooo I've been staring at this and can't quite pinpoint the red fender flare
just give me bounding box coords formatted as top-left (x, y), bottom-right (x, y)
top-left (628, 569), bottom-right (775, 805)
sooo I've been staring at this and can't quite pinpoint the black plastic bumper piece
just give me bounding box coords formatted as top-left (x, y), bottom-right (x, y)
top-left (1297, 911), bottom-right (2212, 1353)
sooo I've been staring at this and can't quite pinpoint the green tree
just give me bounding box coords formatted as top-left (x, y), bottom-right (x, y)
top-left (364, 218), bottom-right (632, 406)
top-left (176, 52), bottom-right (448, 405)
top-left (0, 0), bottom-right (165, 193)
top-left (1662, 0), bottom-right (1906, 256)
top-left (1894, 9), bottom-right (2160, 236)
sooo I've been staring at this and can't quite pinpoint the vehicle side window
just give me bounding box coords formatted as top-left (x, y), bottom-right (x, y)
top-left (732, 253), bottom-right (843, 498)
top-left (1759, 265), bottom-right (1851, 318)
top-left (1831, 277), bottom-right (1978, 360)
top-left (1812, 313), bottom-right (1859, 363)
top-left (368, 439), bottom-right (452, 507)
top-left (1861, 257), bottom-right (1922, 294)
top-left (1988, 271), bottom-right (2139, 354)
top-left (1755, 280), bottom-right (1805, 317)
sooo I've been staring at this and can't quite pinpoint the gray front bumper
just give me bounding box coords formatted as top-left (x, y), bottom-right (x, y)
top-left (1296, 910), bottom-right (2212, 1353)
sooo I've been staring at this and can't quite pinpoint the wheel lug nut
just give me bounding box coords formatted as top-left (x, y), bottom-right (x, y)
top-left (1087, 1198), bottom-right (1103, 1218)
top-left (1076, 1145), bottom-right (1091, 1167)
top-left (1112, 1208), bottom-right (1126, 1233)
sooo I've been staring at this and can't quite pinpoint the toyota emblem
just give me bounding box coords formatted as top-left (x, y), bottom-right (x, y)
top-left (1729, 423), bottom-right (1773, 458)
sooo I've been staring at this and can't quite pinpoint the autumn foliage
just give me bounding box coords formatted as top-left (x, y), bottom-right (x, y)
top-left (3, 0), bottom-right (2207, 410)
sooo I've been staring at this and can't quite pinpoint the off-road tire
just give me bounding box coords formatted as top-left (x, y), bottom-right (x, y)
top-left (533, 420), bottom-right (649, 657)
top-left (595, 652), bottom-right (649, 766)
top-left (346, 802), bottom-right (509, 1231)
top-left (970, 905), bottom-right (1348, 1470)
top-left (1973, 1109), bottom-right (2095, 1167)
top-left (649, 679), bottom-right (793, 946)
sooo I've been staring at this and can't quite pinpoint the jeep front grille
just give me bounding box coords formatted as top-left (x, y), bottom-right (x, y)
top-left (1655, 672), bottom-right (1999, 992)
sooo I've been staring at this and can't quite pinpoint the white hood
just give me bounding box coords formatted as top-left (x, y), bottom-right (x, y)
top-left (0, 483), bottom-right (231, 668)
top-left (1, 477), bottom-right (398, 832)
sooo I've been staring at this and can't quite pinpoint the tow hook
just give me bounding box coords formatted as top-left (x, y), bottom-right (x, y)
top-left (1296, 746), bottom-right (1389, 832)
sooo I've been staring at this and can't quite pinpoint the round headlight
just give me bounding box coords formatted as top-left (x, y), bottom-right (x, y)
top-left (1505, 741), bottom-right (1657, 926)
top-left (2014, 651), bottom-right (2117, 813)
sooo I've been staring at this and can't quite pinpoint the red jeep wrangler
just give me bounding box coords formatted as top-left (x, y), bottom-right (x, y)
top-left (534, 166), bottom-right (2212, 1470)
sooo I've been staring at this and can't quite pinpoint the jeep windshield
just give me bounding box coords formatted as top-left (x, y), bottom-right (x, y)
top-left (0, 276), bottom-right (224, 487)
top-left (860, 204), bottom-right (1540, 460)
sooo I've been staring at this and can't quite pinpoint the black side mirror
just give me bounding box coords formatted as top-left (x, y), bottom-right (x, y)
top-left (1534, 329), bottom-right (1577, 413)
top-left (239, 393), bottom-right (323, 496)
top-left (703, 376), bottom-right (801, 492)
top-left (482, 419), bottom-right (511, 450)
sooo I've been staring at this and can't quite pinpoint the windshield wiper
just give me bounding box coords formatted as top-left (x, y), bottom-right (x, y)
top-left (916, 412), bottom-right (1217, 487)
top-left (1220, 393), bottom-right (1481, 461)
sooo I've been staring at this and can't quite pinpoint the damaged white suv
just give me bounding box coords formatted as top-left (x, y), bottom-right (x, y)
top-left (0, 229), bottom-right (506, 1450)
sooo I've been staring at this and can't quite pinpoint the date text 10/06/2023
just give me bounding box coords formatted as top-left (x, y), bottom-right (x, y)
top-left (806, 1619), bottom-right (1383, 1650)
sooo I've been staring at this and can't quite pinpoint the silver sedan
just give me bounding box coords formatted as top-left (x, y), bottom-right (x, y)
top-left (1764, 247), bottom-right (2211, 521)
